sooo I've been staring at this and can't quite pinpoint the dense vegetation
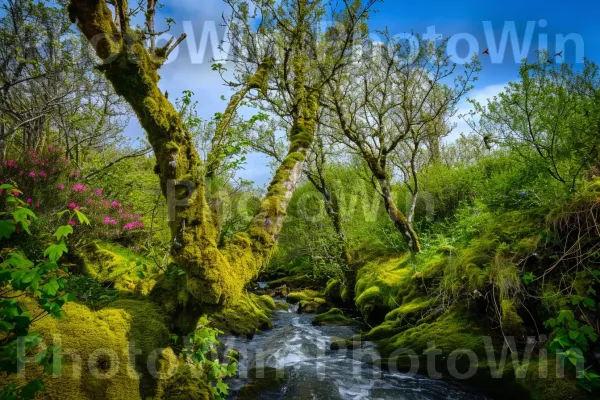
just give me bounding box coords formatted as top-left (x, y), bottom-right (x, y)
top-left (0, 0), bottom-right (599, 399)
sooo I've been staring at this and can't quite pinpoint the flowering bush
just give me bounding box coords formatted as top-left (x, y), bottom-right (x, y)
top-left (1, 147), bottom-right (145, 242)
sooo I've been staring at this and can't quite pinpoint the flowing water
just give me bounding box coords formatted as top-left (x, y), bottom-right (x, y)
top-left (223, 303), bottom-right (488, 400)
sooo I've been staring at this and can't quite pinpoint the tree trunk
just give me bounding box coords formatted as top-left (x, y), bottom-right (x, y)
top-left (68, 0), bottom-right (319, 334)
top-left (377, 173), bottom-right (421, 253)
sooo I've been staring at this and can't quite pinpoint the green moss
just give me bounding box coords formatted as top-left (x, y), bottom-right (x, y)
top-left (155, 365), bottom-right (212, 400)
top-left (254, 294), bottom-right (276, 311)
top-left (209, 293), bottom-right (273, 336)
top-left (500, 299), bottom-right (524, 336)
top-left (298, 297), bottom-right (326, 313)
top-left (312, 308), bottom-right (353, 326)
top-left (286, 289), bottom-right (322, 304)
top-left (324, 278), bottom-right (342, 300)
top-left (515, 359), bottom-right (593, 400)
top-left (267, 274), bottom-right (319, 290)
top-left (354, 256), bottom-right (415, 323)
top-left (384, 297), bottom-right (435, 323)
top-left (275, 302), bottom-right (289, 311)
top-left (12, 297), bottom-right (174, 399)
top-left (376, 308), bottom-right (488, 358)
top-left (78, 242), bottom-right (157, 295)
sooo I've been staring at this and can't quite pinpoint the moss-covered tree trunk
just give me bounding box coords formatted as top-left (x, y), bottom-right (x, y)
top-left (68, 0), bottom-right (318, 334)
top-left (370, 162), bottom-right (421, 253)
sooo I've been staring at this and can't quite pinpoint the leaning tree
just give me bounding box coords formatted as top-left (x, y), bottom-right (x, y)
top-left (324, 32), bottom-right (479, 252)
top-left (67, 0), bottom-right (375, 333)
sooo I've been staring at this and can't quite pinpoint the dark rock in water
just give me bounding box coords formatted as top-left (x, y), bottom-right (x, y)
top-left (237, 367), bottom-right (286, 400)
top-left (330, 337), bottom-right (361, 350)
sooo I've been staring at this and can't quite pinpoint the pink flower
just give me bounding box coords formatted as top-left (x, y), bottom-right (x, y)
top-left (58, 184), bottom-right (65, 190)
top-left (95, 189), bottom-right (103, 196)
top-left (69, 202), bottom-right (80, 210)
top-left (87, 199), bottom-right (93, 204)
top-left (103, 216), bottom-right (111, 224)
top-left (35, 203), bottom-right (40, 208)
top-left (72, 184), bottom-right (86, 192)
top-left (27, 198), bottom-right (33, 204)
top-left (39, 171), bottom-right (47, 178)
top-left (67, 220), bottom-right (77, 226)
top-left (28, 171), bottom-right (35, 178)
top-left (48, 145), bottom-right (53, 151)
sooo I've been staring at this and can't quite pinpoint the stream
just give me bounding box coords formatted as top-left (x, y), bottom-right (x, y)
top-left (223, 303), bottom-right (489, 400)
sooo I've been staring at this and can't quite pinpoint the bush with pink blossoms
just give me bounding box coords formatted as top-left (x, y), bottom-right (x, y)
top-left (1, 146), bottom-right (146, 244)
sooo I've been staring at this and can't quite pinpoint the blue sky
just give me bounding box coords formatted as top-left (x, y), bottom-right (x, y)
top-left (123, 0), bottom-right (598, 186)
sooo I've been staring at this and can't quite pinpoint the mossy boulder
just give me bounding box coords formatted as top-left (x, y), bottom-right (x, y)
top-left (253, 294), bottom-right (276, 312)
top-left (237, 367), bottom-right (286, 399)
top-left (286, 289), bottom-right (322, 304)
top-left (354, 256), bottom-right (416, 324)
top-left (376, 308), bottom-right (488, 357)
top-left (312, 308), bottom-right (353, 326)
top-left (515, 359), bottom-right (594, 400)
top-left (267, 274), bottom-right (319, 290)
top-left (12, 297), bottom-right (174, 400)
top-left (298, 297), bottom-right (327, 314)
top-left (275, 301), bottom-right (289, 311)
top-left (155, 365), bottom-right (212, 400)
top-left (210, 293), bottom-right (273, 337)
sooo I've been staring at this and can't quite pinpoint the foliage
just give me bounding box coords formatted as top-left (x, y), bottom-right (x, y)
top-left (0, 184), bottom-right (79, 399)
top-left (172, 325), bottom-right (238, 400)
top-left (544, 309), bottom-right (600, 391)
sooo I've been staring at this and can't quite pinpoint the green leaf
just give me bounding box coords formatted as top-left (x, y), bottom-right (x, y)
top-left (0, 320), bottom-right (14, 332)
top-left (583, 298), bottom-right (596, 308)
top-left (43, 278), bottom-right (60, 296)
top-left (74, 210), bottom-right (90, 226)
top-left (44, 242), bottom-right (68, 262)
top-left (215, 381), bottom-right (228, 395)
top-left (53, 225), bottom-right (73, 240)
top-left (12, 207), bottom-right (37, 233)
top-left (569, 330), bottom-right (580, 340)
top-left (20, 379), bottom-right (44, 399)
top-left (0, 219), bottom-right (16, 239)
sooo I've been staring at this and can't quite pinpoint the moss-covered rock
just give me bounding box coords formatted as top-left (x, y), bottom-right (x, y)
top-left (286, 289), bottom-right (322, 304)
top-left (275, 301), bottom-right (289, 311)
top-left (298, 297), bottom-right (327, 314)
top-left (209, 293), bottom-right (273, 337)
top-left (12, 297), bottom-right (174, 400)
top-left (312, 308), bottom-right (353, 326)
top-left (515, 359), bottom-right (594, 400)
top-left (376, 307), bottom-right (487, 357)
top-left (267, 274), bottom-right (320, 290)
top-left (253, 294), bottom-right (276, 312)
top-left (354, 256), bottom-right (417, 324)
top-left (155, 365), bottom-right (213, 400)
top-left (237, 367), bottom-right (286, 400)
top-left (324, 278), bottom-right (344, 304)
